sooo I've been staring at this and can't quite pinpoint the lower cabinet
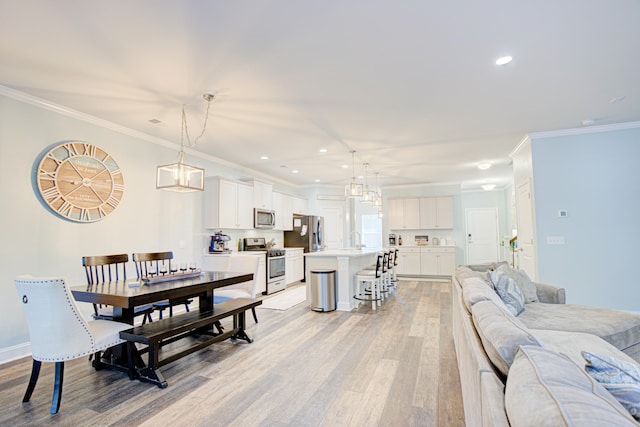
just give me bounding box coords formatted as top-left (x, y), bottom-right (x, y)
top-left (395, 247), bottom-right (456, 277)
top-left (419, 247), bottom-right (456, 276)
top-left (285, 248), bottom-right (304, 284)
top-left (395, 248), bottom-right (421, 275)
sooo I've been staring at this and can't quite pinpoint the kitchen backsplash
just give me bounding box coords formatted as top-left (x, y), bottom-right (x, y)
top-left (203, 229), bottom-right (285, 253)
top-left (391, 232), bottom-right (456, 246)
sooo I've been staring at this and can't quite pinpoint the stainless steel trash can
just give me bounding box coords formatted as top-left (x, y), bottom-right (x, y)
top-left (309, 269), bottom-right (336, 312)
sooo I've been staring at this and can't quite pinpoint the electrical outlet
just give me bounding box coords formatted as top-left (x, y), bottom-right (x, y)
top-left (179, 240), bottom-right (186, 249)
top-left (546, 236), bottom-right (565, 245)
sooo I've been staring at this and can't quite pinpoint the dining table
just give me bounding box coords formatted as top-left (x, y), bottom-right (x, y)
top-left (70, 270), bottom-right (254, 385)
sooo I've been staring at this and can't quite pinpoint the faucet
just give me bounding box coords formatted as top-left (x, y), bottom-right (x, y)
top-left (350, 231), bottom-right (364, 249)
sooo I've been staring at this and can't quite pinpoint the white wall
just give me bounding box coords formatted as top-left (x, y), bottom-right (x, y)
top-left (0, 92), bottom-right (302, 361)
top-left (530, 125), bottom-right (640, 311)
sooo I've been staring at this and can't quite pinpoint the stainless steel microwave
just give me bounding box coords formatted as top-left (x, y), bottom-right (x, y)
top-left (254, 208), bottom-right (276, 229)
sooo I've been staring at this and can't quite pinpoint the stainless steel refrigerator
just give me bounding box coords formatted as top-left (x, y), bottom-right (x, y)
top-left (284, 214), bottom-right (325, 252)
top-left (284, 215), bottom-right (324, 282)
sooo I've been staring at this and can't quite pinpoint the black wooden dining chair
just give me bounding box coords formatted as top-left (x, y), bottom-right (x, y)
top-left (132, 251), bottom-right (193, 318)
top-left (82, 254), bottom-right (154, 324)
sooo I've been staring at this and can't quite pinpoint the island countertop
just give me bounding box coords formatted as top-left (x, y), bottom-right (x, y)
top-left (304, 248), bottom-right (379, 257)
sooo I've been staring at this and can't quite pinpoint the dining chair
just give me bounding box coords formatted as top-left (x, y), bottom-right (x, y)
top-left (82, 254), bottom-right (154, 324)
top-left (14, 276), bottom-right (131, 414)
top-left (132, 251), bottom-right (192, 318)
top-left (214, 255), bottom-right (261, 323)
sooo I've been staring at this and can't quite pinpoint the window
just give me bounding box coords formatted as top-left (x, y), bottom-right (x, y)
top-left (361, 214), bottom-right (382, 250)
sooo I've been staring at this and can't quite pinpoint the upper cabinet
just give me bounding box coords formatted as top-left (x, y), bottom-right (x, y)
top-left (388, 196), bottom-right (454, 230)
top-left (273, 191), bottom-right (294, 231)
top-left (292, 196), bottom-right (308, 215)
top-left (388, 198), bottom-right (420, 229)
top-left (251, 180), bottom-right (273, 210)
top-left (204, 177), bottom-right (254, 229)
top-left (419, 196), bottom-right (453, 229)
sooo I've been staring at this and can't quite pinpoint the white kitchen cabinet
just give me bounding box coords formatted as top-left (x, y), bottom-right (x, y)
top-left (201, 253), bottom-right (266, 296)
top-left (273, 191), bottom-right (294, 231)
top-left (292, 196), bottom-right (308, 215)
top-left (252, 180), bottom-right (273, 210)
top-left (420, 247), bottom-right (456, 276)
top-left (395, 247), bottom-right (421, 275)
top-left (419, 197), bottom-right (454, 229)
top-left (285, 248), bottom-right (304, 284)
top-left (388, 198), bottom-right (420, 229)
top-left (205, 177), bottom-right (254, 229)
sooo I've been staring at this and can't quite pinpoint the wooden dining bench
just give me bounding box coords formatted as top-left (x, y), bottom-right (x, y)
top-left (119, 298), bottom-right (262, 388)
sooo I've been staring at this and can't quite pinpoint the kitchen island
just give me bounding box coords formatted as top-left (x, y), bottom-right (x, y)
top-left (304, 249), bottom-right (379, 311)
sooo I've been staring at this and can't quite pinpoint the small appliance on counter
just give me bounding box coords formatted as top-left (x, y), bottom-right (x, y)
top-left (209, 231), bottom-right (232, 253)
top-left (388, 233), bottom-right (397, 246)
top-left (415, 235), bottom-right (429, 246)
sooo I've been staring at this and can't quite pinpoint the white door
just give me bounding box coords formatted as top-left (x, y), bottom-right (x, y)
top-left (516, 180), bottom-right (537, 280)
top-left (318, 206), bottom-right (343, 249)
top-left (466, 208), bottom-right (499, 264)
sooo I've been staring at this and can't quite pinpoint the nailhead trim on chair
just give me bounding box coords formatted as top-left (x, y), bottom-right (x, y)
top-left (23, 277), bottom-right (125, 362)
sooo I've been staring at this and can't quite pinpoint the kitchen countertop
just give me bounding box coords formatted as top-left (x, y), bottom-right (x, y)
top-left (304, 248), bottom-right (380, 257)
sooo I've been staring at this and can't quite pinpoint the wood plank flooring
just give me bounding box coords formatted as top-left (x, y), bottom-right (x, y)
top-left (0, 279), bottom-right (464, 426)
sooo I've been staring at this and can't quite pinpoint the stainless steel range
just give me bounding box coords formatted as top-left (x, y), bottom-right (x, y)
top-left (243, 237), bottom-right (286, 294)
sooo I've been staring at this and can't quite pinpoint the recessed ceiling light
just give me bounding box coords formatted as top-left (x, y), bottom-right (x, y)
top-left (341, 164), bottom-right (349, 169)
top-left (292, 170), bottom-right (299, 174)
top-left (314, 179), bottom-right (321, 183)
top-left (496, 56), bottom-right (513, 65)
top-left (478, 163), bottom-right (491, 170)
top-left (582, 119), bottom-right (596, 126)
top-left (260, 155), bottom-right (269, 160)
top-left (482, 184), bottom-right (496, 191)
top-left (319, 148), bottom-right (328, 153)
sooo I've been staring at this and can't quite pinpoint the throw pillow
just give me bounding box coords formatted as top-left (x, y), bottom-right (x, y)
top-left (497, 264), bottom-right (538, 303)
top-left (583, 351), bottom-right (640, 420)
top-left (488, 269), bottom-right (525, 316)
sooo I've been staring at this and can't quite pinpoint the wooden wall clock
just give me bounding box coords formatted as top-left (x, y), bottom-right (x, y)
top-left (36, 141), bottom-right (124, 222)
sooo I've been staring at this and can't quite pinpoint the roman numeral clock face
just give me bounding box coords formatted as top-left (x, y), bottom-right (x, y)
top-left (36, 142), bottom-right (124, 222)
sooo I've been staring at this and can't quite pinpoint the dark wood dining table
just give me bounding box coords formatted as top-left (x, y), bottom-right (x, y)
top-left (70, 270), bottom-right (254, 386)
top-left (70, 270), bottom-right (253, 324)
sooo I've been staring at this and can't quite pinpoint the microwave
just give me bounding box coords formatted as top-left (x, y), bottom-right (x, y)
top-left (254, 208), bottom-right (276, 229)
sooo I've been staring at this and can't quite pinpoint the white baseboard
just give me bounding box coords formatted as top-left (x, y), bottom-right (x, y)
top-left (0, 342), bottom-right (31, 365)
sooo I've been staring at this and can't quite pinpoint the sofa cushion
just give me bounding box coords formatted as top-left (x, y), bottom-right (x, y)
top-left (505, 345), bottom-right (638, 427)
top-left (497, 264), bottom-right (538, 303)
top-left (471, 300), bottom-right (540, 376)
top-left (583, 351), bottom-right (640, 420)
top-left (488, 269), bottom-right (525, 316)
top-left (461, 279), bottom-right (506, 313)
top-left (455, 266), bottom-right (488, 284)
top-left (531, 329), bottom-right (640, 369)
top-left (480, 371), bottom-right (510, 427)
top-left (518, 303), bottom-right (640, 362)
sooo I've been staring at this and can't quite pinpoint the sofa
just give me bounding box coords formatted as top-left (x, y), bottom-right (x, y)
top-left (452, 263), bottom-right (640, 427)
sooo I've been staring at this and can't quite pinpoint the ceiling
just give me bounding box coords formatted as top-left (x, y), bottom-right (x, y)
top-left (1, 1), bottom-right (639, 190)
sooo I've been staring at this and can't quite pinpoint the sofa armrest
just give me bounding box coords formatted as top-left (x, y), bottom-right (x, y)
top-left (535, 282), bottom-right (566, 304)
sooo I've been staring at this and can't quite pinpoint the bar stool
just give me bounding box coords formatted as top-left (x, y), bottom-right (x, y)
top-left (386, 249), bottom-right (397, 289)
top-left (391, 249), bottom-right (399, 286)
top-left (354, 254), bottom-right (384, 310)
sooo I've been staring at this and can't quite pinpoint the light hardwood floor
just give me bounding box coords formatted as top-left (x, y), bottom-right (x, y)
top-left (0, 279), bottom-right (465, 426)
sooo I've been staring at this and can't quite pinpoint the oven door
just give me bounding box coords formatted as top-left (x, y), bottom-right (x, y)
top-left (267, 256), bottom-right (286, 282)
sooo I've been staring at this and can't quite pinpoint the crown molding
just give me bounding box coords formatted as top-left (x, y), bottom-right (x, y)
top-left (0, 85), bottom-right (297, 188)
top-left (528, 121), bottom-right (640, 139)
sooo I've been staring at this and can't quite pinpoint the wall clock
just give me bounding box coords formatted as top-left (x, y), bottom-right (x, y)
top-left (36, 141), bottom-right (124, 222)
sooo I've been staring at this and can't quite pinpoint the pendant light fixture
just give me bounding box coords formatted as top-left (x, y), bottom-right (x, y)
top-left (361, 163), bottom-right (377, 203)
top-left (345, 150), bottom-right (363, 198)
top-left (156, 93), bottom-right (215, 192)
top-left (372, 171), bottom-right (382, 207)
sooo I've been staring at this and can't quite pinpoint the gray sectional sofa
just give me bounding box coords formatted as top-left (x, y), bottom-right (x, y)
top-left (452, 263), bottom-right (640, 427)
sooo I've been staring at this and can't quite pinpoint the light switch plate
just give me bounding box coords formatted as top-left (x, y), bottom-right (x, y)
top-left (547, 236), bottom-right (565, 245)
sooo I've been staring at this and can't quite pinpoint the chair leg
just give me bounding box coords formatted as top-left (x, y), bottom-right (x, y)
top-left (22, 359), bottom-right (41, 403)
top-left (252, 307), bottom-right (258, 323)
top-left (50, 361), bottom-right (64, 414)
